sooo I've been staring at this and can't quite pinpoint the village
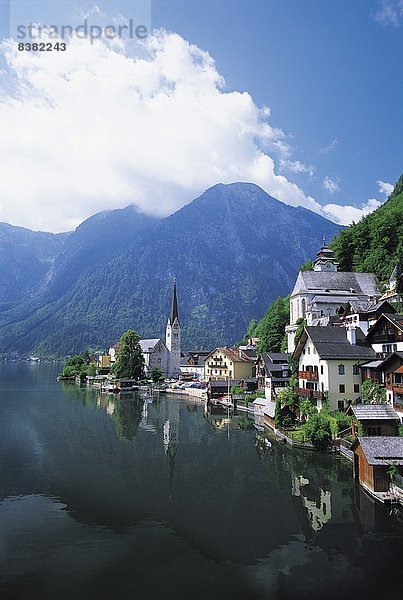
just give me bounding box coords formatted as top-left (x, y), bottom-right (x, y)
top-left (66, 243), bottom-right (403, 509)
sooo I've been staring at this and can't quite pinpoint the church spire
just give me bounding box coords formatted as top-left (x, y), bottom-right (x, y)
top-left (169, 278), bottom-right (179, 324)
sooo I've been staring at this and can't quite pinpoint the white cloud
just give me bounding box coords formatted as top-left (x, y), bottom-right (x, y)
top-left (279, 159), bottom-right (315, 178)
top-left (373, 0), bottom-right (403, 27)
top-left (322, 198), bottom-right (382, 225)
top-left (377, 180), bottom-right (394, 197)
top-left (319, 138), bottom-right (338, 154)
top-left (0, 30), bottom-right (382, 232)
top-left (322, 176), bottom-right (340, 194)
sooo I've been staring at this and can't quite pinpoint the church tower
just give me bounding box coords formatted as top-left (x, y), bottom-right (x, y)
top-left (166, 279), bottom-right (181, 378)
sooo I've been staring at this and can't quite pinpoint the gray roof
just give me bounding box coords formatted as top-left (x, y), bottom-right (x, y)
top-left (139, 338), bottom-right (163, 352)
top-left (292, 271), bottom-right (381, 297)
top-left (309, 294), bottom-right (360, 304)
top-left (268, 352), bottom-right (290, 362)
top-left (263, 400), bottom-right (276, 419)
top-left (302, 326), bottom-right (376, 360)
top-left (357, 437), bottom-right (403, 466)
top-left (360, 360), bottom-right (384, 369)
top-left (351, 404), bottom-right (399, 421)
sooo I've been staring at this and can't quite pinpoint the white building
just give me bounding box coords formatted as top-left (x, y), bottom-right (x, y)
top-left (286, 245), bottom-right (381, 352)
top-left (292, 325), bottom-right (376, 411)
top-left (109, 279), bottom-right (181, 378)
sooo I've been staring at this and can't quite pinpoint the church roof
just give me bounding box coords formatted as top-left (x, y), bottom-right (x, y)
top-left (139, 339), bottom-right (164, 353)
top-left (291, 271), bottom-right (380, 298)
top-left (169, 279), bottom-right (179, 324)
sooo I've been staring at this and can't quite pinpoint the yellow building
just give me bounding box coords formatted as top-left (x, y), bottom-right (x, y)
top-left (204, 347), bottom-right (254, 380)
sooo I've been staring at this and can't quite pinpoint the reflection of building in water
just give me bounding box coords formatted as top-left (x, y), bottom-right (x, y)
top-left (162, 399), bottom-right (180, 495)
top-left (138, 400), bottom-right (156, 433)
top-left (292, 473), bottom-right (355, 547)
top-left (292, 475), bottom-right (332, 531)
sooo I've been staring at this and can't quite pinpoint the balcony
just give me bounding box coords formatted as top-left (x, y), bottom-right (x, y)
top-left (392, 383), bottom-right (403, 394)
top-left (295, 387), bottom-right (323, 400)
top-left (373, 334), bottom-right (396, 343)
top-left (299, 370), bottom-right (319, 381)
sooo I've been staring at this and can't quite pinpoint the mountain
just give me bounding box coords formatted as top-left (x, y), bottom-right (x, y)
top-left (0, 183), bottom-right (341, 356)
top-left (0, 223), bottom-right (68, 307)
top-left (332, 175), bottom-right (403, 283)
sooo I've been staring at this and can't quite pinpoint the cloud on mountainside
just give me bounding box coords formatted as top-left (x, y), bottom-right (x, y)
top-left (0, 30), bottom-right (387, 232)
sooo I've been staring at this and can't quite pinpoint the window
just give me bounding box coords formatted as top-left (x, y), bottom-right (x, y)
top-left (338, 364), bottom-right (345, 375)
top-left (339, 384), bottom-right (345, 393)
top-left (368, 426), bottom-right (381, 436)
top-left (320, 365), bottom-right (324, 375)
top-left (353, 364), bottom-right (360, 375)
top-left (354, 384), bottom-right (360, 393)
top-left (338, 400), bottom-right (345, 410)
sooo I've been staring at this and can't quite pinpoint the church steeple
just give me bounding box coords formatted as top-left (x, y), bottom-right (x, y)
top-left (313, 244), bottom-right (339, 272)
top-left (166, 279), bottom-right (181, 377)
top-left (169, 278), bottom-right (179, 325)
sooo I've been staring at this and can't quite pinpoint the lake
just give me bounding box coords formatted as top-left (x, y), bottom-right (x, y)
top-left (0, 363), bottom-right (402, 600)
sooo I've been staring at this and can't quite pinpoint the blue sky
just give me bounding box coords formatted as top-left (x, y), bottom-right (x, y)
top-left (0, 0), bottom-right (402, 231)
top-left (152, 0), bottom-right (402, 205)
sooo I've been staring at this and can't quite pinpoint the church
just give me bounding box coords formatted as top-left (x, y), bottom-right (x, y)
top-left (109, 279), bottom-right (181, 378)
top-left (285, 244), bottom-right (381, 352)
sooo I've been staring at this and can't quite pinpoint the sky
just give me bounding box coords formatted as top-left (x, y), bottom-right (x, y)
top-left (0, 0), bottom-right (402, 232)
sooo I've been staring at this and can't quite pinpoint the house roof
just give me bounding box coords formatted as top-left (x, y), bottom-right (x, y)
top-left (361, 352), bottom-right (403, 371)
top-left (263, 399), bottom-right (276, 419)
top-left (293, 326), bottom-right (376, 361)
top-left (341, 299), bottom-right (394, 317)
top-left (205, 348), bottom-right (253, 363)
top-left (268, 352), bottom-right (290, 362)
top-left (367, 313), bottom-right (403, 339)
top-left (291, 271), bottom-right (381, 298)
top-left (139, 339), bottom-right (164, 353)
top-left (350, 404), bottom-right (399, 421)
top-left (355, 437), bottom-right (403, 466)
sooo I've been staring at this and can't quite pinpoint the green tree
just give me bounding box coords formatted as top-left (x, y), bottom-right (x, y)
top-left (113, 330), bottom-right (144, 380)
top-left (255, 296), bottom-right (290, 353)
top-left (361, 379), bottom-right (387, 404)
top-left (150, 367), bottom-right (163, 383)
top-left (302, 413), bottom-right (332, 450)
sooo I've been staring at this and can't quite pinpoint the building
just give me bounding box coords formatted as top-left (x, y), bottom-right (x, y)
top-left (180, 350), bottom-right (211, 379)
top-left (360, 351), bottom-right (403, 419)
top-left (346, 404), bottom-right (400, 437)
top-left (365, 313), bottom-right (403, 357)
top-left (139, 338), bottom-right (169, 376)
top-left (286, 244), bottom-right (381, 352)
top-left (378, 266), bottom-right (403, 304)
top-left (165, 279), bottom-right (181, 377)
top-left (292, 326), bottom-right (376, 411)
top-left (352, 436), bottom-right (403, 494)
top-left (256, 352), bottom-right (291, 399)
top-left (109, 280), bottom-right (181, 378)
top-left (339, 300), bottom-right (394, 336)
top-left (204, 347), bottom-right (254, 380)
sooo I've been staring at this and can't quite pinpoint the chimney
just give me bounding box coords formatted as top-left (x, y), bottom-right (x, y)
top-left (239, 348), bottom-right (242, 359)
top-left (347, 326), bottom-right (356, 345)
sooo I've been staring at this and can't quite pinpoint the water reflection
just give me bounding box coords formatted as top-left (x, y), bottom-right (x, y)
top-left (1, 364), bottom-right (402, 600)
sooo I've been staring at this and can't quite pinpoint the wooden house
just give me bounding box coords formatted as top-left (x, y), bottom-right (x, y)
top-left (346, 404), bottom-right (400, 437)
top-left (352, 436), bottom-right (403, 494)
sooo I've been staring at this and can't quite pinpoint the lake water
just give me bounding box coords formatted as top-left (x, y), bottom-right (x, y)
top-left (0, 363), bottom-right (402, 600)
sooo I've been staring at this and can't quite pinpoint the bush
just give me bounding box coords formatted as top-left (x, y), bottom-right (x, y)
top-left (302, 413), bottom-right (332, 450)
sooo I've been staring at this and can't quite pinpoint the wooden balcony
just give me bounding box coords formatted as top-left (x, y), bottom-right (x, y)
top-left (299, 370), bottom-right (318, 381)
top-left (295, 387), bottom-right (323, 400)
